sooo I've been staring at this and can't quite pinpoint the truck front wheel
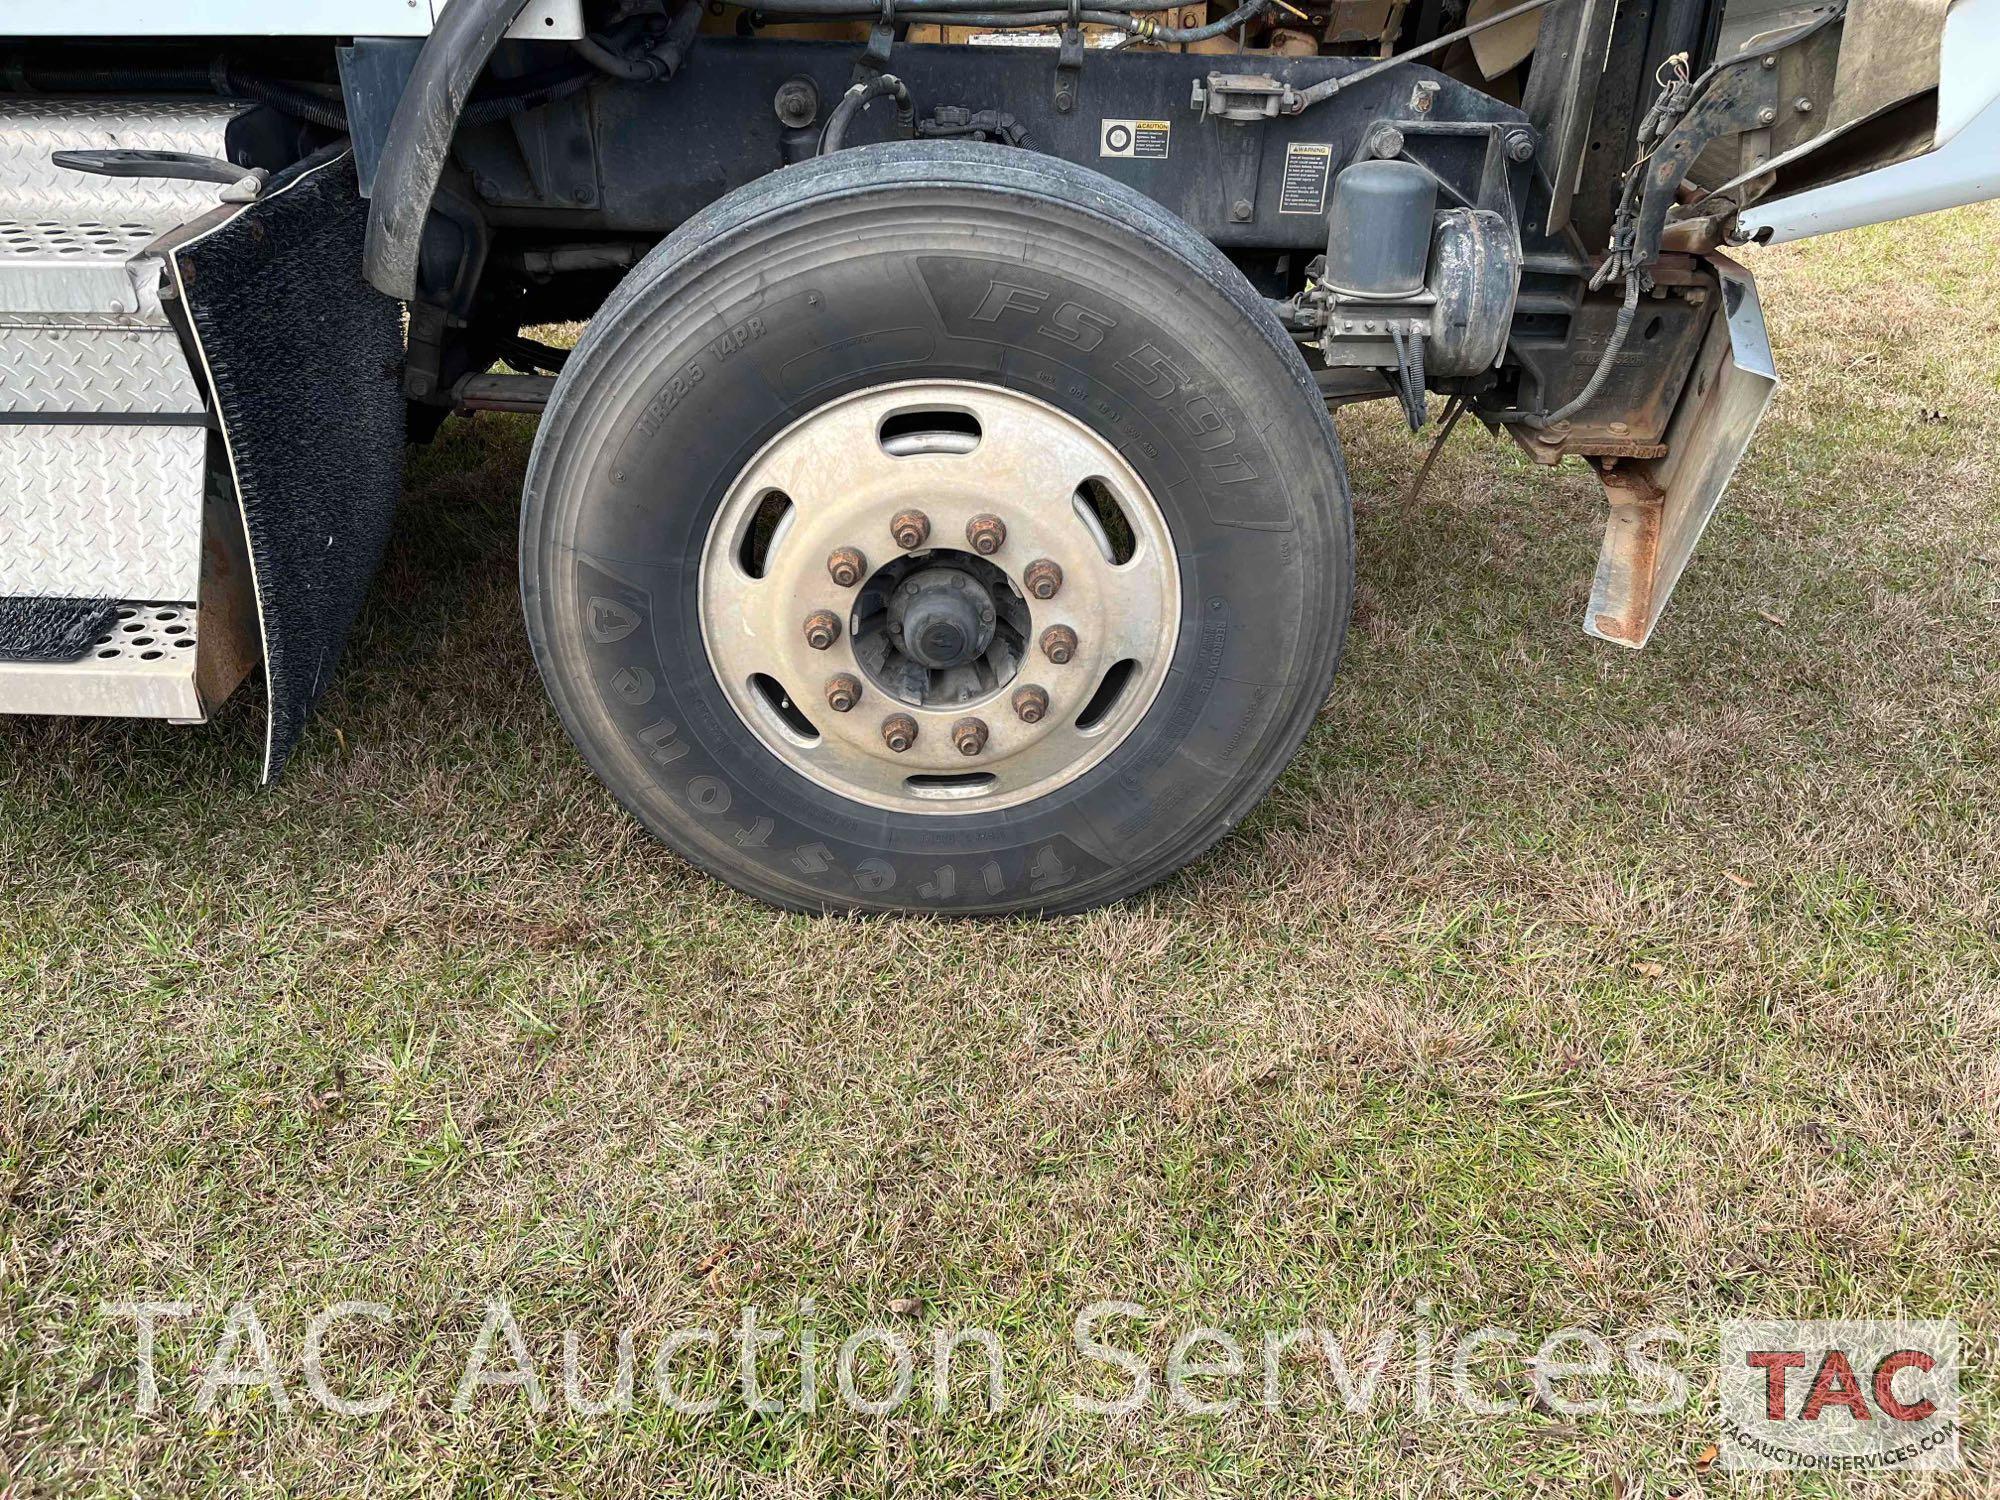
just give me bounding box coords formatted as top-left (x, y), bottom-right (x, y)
top-left (521, 142), bottom-right (1351, 914)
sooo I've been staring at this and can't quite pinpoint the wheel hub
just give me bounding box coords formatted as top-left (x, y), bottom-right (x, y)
top-left (698, 381), bottom-right (1181, 813)
top-left (894, 566), bottom-right (992, 670)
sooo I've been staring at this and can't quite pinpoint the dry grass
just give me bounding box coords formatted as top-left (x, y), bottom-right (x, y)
top-left (2, 204), bottom-right (1997, 1498)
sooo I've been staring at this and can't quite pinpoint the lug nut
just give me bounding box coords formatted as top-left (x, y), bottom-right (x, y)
top-left (1023, 558), bottom-right (1063, 600)
top-left (825, 673), bottom-right (862, 713)
top-left (1039, 624), bottom-right (1078, 664)
top-left (1012, 684), bottom-right (1049, 724)
top-left (803, 609), bottom-right (841, 650)
top-left (952, 717), bottom-right (990, 757)
top-left (965, 513), bottom-right (1007, 555)
top-left (881, 713), bottom-right (918, 753)
top-left (890, 509), bottom-right (931, 550)
top-left (827, 546), bottom-right (866, 587)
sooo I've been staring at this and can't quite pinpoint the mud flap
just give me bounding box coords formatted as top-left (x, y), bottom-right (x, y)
top-left (169, 149), bottom-right (406, 778)
top-left (1582, 254), bottom-right (1778, 648)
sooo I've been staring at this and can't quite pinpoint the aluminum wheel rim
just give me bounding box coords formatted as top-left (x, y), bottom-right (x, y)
top-left (699, 380), bottom-right (1181, 814)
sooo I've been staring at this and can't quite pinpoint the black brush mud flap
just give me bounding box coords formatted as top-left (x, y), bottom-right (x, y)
top-left (169, 148), bottom-right (406, 779)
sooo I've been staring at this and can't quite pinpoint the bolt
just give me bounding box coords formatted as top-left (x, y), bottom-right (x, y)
top-left (1504, 129), bottom-right (1536, 164)
top-left (1012, 684), bottom-right (1050, 724)
top-left (774, 77), bottom-right (819, 128)
top-left (827, 546), bottom-right (866, 587)
top-left (825, 673), bottom-right (862, 712)
top-left (1040, 624), bottom-right (1078, 664)
top-left (966, 514), bottom-right (1007, 555)
top-left (890, 509), bottom-right (931, 550)
top-left (1757, 106), bottom-right (1777, 125)
top-left (803, 609), bottom-right (841, 650)
top-left (1231, 198), bottom-right (1253, 222)
top-left (1607, 421), bottom-right (1630, 436)
top-left (1760, 53), bottom-right (1777, 69)
top-left (1368, 126), bottom-right (1404, 159)
top-left (1023, 558), bottom-right (1063, 600)
top-left (1409, 79), bottom-right (1440, 115)
top-left (1793, 95), bottom-right (1813, 114)
top-left (881, 714), bottom-right (918, 753)
top-left (952, 717), bottom-right (990, 757)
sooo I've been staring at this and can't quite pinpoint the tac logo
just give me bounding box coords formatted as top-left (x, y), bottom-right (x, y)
top-left (1719, 1320), bottom-right (1959, 1472)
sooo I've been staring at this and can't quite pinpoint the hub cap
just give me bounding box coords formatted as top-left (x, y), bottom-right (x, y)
top-left (699, 381), bottom-right (1180, 813)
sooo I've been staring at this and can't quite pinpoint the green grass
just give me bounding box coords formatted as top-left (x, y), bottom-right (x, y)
top-left (2, 205), bottom-right (1997, 1498)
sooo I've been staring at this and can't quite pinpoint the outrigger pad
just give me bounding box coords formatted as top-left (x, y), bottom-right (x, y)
top-left (173, 150), bottom-right (406, 779)
top-left (0, 597), bottom-right (121, 664)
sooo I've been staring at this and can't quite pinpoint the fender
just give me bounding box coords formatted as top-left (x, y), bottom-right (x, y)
top-left (362, 0), bottom-right (538, 301)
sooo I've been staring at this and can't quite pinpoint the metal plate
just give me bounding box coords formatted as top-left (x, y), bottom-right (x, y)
top-left (0, 98), bottom-right (242, 229)
top-left (1583, 256), bottom-right (1779, 648)
top-left (0, 599), bottom-right (203, 719)
top-left (0, 424), bottom-right (206, 599)
top-left (0, 324), bottom-right (201, 415)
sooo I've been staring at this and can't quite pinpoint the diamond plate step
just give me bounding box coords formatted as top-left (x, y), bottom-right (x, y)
top-left (0, 96), bottom-right (235, 627)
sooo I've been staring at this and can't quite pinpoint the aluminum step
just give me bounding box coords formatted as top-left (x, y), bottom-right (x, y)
top-left (0, 95), bottom-right (257, 719)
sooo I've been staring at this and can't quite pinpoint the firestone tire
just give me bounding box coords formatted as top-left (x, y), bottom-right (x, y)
top-left (521, 142), bottom-right (1352, 915)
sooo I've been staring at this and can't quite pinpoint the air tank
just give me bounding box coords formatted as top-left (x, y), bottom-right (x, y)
top-left (1322, 158), bottom-right (1438, 299)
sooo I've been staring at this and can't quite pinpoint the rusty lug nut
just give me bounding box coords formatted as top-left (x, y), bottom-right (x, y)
top-left (952, 717), bottom-right (990, 757)
top-left (965, 513), bottom-right (1007, 555)
top-left (825, 673), bottom-right (862, 713)
top-left (803, 609), bottom-right (841, 650)
top-left (881, 713), bottom-right (918, 753)
top-left (1039, 624), bottom-right (1078, 665)
top-left (1012, 684), bottom-right (1049, 724)
top-left (890, 509), bottom-right (931, 550)
top-left (826, 546), bottom-right (866, 587)
top-left (1023, 558), bottom-right (1063, 600)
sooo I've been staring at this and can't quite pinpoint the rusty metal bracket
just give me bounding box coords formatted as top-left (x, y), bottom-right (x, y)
top-left (1582, 254), bottom-right (1777, 648)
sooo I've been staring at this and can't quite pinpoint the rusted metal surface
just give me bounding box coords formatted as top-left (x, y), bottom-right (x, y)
top-left (1582, 255), bottom-right (1779, 648)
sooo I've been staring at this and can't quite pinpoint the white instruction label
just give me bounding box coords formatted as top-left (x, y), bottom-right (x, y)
top-left (1279, 141), bottom-right (1334, 215)
top-left (1099, 119), bottom-right (1171, 159)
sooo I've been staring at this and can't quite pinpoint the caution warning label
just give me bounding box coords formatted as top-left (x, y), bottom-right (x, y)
top-left (1278, 142), bottom-right (1333, 215)
top-left (1099, 119), bottom-right (1171, 159)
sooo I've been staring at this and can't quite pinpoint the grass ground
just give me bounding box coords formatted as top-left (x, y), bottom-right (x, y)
top-left (2, 203), bottom-right (1996, 1498)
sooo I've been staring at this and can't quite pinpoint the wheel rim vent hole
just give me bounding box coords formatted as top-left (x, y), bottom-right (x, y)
top-left (1073, 478), bottom-right (1137, 565)
top-left (750, 672), bottom-right (819, 743)
top-left (879, 408), bottom-right (982, 457)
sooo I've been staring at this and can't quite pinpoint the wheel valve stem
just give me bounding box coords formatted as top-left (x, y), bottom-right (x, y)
top-left (966, 514), bottom-right (1006, 555)
top-left (1039, 624), bottom-right (1078, 664)
top-left (803, 609), bottom-right (841, 650)
top-left (825, 673), bottom-right (862, 712)
top-left (827, 547), bottom-right (866, 587)
top-left (1012, 684), bottom-right (1049, 724)
top-left (952, 717), bottom-right (989, 756)
top-left (890, 509), bottom-right (931, 550)
top-left (1023, 558), bottom-right (1062, 600)
top-left (882, 713), bottom-right (918, 753)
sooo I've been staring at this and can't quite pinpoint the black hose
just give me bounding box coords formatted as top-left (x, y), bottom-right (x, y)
top-left (570, 2), bottom-right (701, 83)
top-left (14, 59), bottom-right (593, 134)
top-left (819, 74), bottom-right (914, 154)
